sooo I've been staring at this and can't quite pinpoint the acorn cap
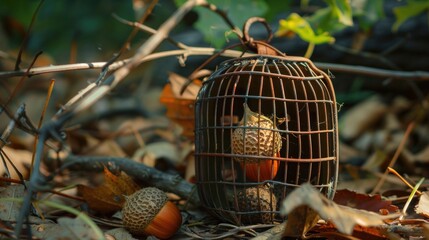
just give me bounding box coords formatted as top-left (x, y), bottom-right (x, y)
top-left (122, 187), bottom-right (168, 235)
top-left (235, 185), bottom-right (277, 224)
top-left (232, 104), bottom-right (282, 163)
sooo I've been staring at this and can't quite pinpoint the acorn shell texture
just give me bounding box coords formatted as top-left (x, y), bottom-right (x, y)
top-left (122, 187), bottom-right (168, 235)
top-left (235, 185), bottom-right (277, 224)
top-left (232, 104), bottom-right (282, 163)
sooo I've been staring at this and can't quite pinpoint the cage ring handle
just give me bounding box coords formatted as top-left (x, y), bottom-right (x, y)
top-left (243, 17), bottom-right (284, 56)
top-left (243, 17), bottom-right (273, 46)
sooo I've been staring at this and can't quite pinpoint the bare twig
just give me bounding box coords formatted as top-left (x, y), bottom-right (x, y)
top-left (387, 167), bottom-right (422, 195)
top-left (314, 62), bottom-right (429, 81)
top-left (0, 48), bottom-right (253, 79)
top-left (0, 104), bottom-right (27, 149)
top-left (371, 122), bottom-right (416, 194)
top-left (200, 2), bottom-right (241, 37)
top-left (250, 223), bottom-right (285, 240)
top-left (101, 0), bottom-right (159, 74)
top-left (2, 53), bottom-right (429, 81)
top-left (15, 0), bottom-right (44, 70)
top-left (113, 14), bottom-right (188, 49)
top-left (2, 51), bottom-right (43, 114)
top-left (30, 79), bottom-right (55, 175)
top-left (59, 154), bottom-right (199, 205)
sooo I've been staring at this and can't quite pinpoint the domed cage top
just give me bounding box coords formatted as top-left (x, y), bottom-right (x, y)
top-left (195, 55), bottom-right (339, 225)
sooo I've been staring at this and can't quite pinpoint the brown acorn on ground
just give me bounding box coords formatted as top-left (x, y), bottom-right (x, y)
top-left (122, 187), bottom-right (182, 239)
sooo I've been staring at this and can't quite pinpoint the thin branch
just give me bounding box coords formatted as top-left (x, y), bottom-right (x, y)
top-left (14, 0), bottom-right (44, 70)
top-left (200, 2), bottom-right (241, 37)
top-left (371, 122), bottom-right (416, 194)
top-left (113, 14), bottom-right (188, 49)
top-left (2, 51), bottom-right (429, 81)
top-left (0, 104), bottom-right (26, 149)
top-left (60, 154), bottom-right (200, 205)
top-left (314, 62), bottom-right (429, 81)
top-left (101, 0), bottom-right (158, 73)
top-left (0, 49), bottom-right (251, 79)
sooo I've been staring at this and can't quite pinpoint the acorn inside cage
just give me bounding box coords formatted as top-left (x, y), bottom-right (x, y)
top-left (194, 19), bottom-right (338, 225)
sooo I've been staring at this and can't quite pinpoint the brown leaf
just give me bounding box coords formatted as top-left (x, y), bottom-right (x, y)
top-left (334, 189), bottom-right (399, 214)
top-left (167, 72), bottom-right (201, 99)
top-left (415, 191), bottom-right (429, 218)
top-left (77, 184), bottom-right (123, 214)
top-left (160, 79), bottom-right (199, 140)
top-left (311, 222), bottom-right (389, 240)
top-left (1, 146), bottom-right (33, 179)
top-left (68, 131), bottom-right (127, 157)
top-left (280, 183), bottom-right (400, 235)
top-left (78, 167), bottom-right (140, 214)
top-left (339, 95), bottom-right (388, 140)
top-left (423, 223), bottom-right (429, 239)
top-left (411, 145), bottom-right (429, 163)
top-left (103, 167), bottom-right (140, 196)
top-left (283, 205), bottom-right (319, 238)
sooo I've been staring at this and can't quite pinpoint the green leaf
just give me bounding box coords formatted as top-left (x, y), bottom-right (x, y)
top-left (392, 0), bottom-right (429, 32)
top-left (325, 0), bottom-right (353, 26)
top-left (176, 0), bottom-right (268, 48)
top-left (307, 7), bottom-right (346, 34)
top-left (277, 13), bottom-right (335, 44)
top-left (351, 0), bottom-right (385, 31)
top-left (306, 0), bottom-right (353, 35)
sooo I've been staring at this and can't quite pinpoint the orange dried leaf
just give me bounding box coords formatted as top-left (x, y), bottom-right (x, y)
top-left (77, 184), bottom-right (123, 214)
top-left (103, 167), bottom-right (140, 196)
top-left (160, 83), bottom-right (198, 140)
top-left (78, 167), bottom-right (140, 214)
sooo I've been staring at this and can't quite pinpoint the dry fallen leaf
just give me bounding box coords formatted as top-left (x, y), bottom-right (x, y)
top-left (78, 167), bottom-right (140, 214)
top-left (168, 72), bottom-right (201, 99)
top-left (280, 183), bottom-right (400, 235)
top-left (68, 131), bottom-right (127, 157)
top-left (0, 185), bottom-right (25, 221)
top-left (56, 217), bottom-right (100, 240)
top-left (105, 228), bottom-right (138, 240)
top-left (411, 145), bottom-right (429, 163)
top-left (423, 223), bottom-right (429, 239)
top-left (340, 95), bottom-right (388, 140)
top-left (415, 191), bottom-right (429, 218)
top-left (283, 205), bottom-right (319, 238)
top-left (334, 189), bottom-right (399, 214)
top-left (0, 146), bottom-right (33, 179)
top-left (311, 221), bottom-right (389, 240)
top-left (160, 83), bottom-right (197, 140)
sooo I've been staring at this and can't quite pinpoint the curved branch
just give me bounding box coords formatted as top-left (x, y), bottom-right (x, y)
top-left (0, 49), bottom-right (253, 79)
top-left (61, 155), bottom-right (200, 205)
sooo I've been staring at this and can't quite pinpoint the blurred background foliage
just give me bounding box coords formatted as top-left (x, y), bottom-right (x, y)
top-left (0, 0), bottom-right (428, 111)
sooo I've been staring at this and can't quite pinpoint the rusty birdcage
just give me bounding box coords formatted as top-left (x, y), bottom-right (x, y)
top-left (194, 18), bottom-right (339, 225)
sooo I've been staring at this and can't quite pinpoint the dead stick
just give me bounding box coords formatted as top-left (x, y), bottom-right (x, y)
top-left (60, 155), bottom-right (200, 205)
top-left (371, 122), bottom-right (415, 194)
